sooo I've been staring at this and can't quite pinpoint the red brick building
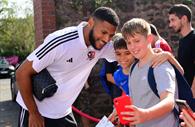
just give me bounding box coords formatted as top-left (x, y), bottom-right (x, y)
top-left (33, 0), bottom-right (56, 47)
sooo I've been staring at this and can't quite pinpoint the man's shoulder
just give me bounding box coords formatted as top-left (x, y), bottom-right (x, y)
top-left (190, 29), bottom-right (195, 37)
top-left (50, 26), bottom-right (78, 37)
top-left (43, 25), bottom-right (79, 47)
top-left (192, 29), bottom-right (195, 34)
top-left (181, 30), bottom-right (195, 41)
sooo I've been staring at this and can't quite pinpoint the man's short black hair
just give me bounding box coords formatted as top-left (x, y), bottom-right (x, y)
top-left (169, 4), bottom-right (192, 22)
top-left (92, 7), bottom-right (120, 27)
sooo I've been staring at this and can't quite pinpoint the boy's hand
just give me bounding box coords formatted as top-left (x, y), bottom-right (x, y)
top-left (180, 109), bottom-right (195, 127)
top-left (153, 48), bottom-right (163, 53)
top-left (108, 109), bottom-right (120, 125)
top-left (121, 105), bottom-right (149, 125)
top-left (151, 51), bottom-right (170, 68)
top-left (108, 109), bottom-right (117, 122)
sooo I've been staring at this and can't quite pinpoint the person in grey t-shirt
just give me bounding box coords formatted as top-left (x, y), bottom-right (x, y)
top-left (120, 18), bottom-right (179, 127)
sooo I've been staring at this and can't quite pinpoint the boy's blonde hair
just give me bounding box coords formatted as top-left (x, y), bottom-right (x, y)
top-left (121, 18), bottom-right (151, 40)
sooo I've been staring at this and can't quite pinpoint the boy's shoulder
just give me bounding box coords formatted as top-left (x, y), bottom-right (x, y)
top-left (130, 61), bottom-right (174, 76)
top-left (114, 66), bottom-right (123, 76)
top-left (153, 61), bottom-right (173, 72)
top-left (114, 66), bottom-right (128, 80)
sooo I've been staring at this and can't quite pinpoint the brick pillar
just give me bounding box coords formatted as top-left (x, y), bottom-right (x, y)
top-left (33, 0), bottom-right (56, 47)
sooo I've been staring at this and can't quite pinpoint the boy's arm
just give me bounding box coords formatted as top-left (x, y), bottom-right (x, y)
top-left (106, 73), bottom-right (115, 84)
top-left (122, 91), bottom-right (175, 125)
top-left (143, 91), bottom-right (175, 121)
top-left (152, 52), bottom-right (184, 75)
top-left (191, 77), bottom-right (195, 98)
top-left (105, 61), bottom-right (117, 84)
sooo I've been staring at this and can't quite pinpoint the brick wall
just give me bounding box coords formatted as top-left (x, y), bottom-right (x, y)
top-left (33, 0), bottom-right (195, 53)
top-left (55, 0), bottom-right (195, 55)
top-left (33, 0), bottom-right (56, 47)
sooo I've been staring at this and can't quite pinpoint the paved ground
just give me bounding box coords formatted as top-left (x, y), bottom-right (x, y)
top-left (0, 78), bottom-right (19, 127)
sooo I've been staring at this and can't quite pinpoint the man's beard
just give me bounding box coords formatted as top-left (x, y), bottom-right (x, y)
top-left (176, 28), bottom-right (181, 33)
top-left (89, 28), bottom-right (99, 50)
top-left (176, 23), bottom-right (182, 33)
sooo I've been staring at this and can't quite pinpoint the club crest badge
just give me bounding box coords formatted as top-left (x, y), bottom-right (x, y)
top-left (87, 51), bottom-right (95, 60)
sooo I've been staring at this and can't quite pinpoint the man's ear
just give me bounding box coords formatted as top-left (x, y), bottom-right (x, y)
top-left (88, 17), bottom-right (95, 27)
top-left (147, 34), bottom-right (153, 44)
top-left (181, 15), bottom-right (188, 23)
